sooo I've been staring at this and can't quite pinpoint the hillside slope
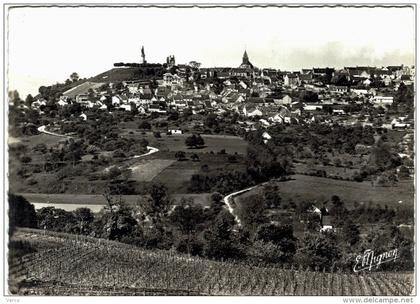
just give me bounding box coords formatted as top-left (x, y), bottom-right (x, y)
top-left (90, 66), bottom-right (164, 83)
top-left (8, 228), bottom-right (414, 296)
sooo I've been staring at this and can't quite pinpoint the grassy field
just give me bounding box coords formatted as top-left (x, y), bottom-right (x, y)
top-left (9, 228), bottom-right (414, 296)
top-left (293, 162), bottom-right (359, 179)
top-left (128, 159), bottom-right (175, 182)
top-left (15, 192), bottom-right (212, 212)
top-left (152, 153), bottom-right (246, 193)
top-left (9, 133), bottom-right (66, 150)
top-left (123, 130), bottom-right (249, 155)
top-left (236, 174), bottom-right (414, 208)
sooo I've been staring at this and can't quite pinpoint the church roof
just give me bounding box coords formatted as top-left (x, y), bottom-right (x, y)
top-left (240, 50), bottom-right (254, 69)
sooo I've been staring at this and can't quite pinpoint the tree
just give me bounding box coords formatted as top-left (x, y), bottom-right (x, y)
top-left (138, 121), bottom-right (151, 130)
top-left (37, 207), bottom-right (77, 233)
top-left (191, 153), bottom-right (200, 162)
top-left (9, 90), bottom-right (21, 105)
top-left (254, 223), bottom-right (297, 262)
top-left (73, 208), bottom-right (94, 234)
top-left (148, 183), bottom-right (170, 218)
top-left (185, 134), bottom-right (205, 149)
top-left (93, 202), bottom-right (138, 241)
top-left (263, 183), bottom-right (281, 208)
top-left (301, 232), bottom-right (341, 270)
top-left (236, 194), bottom-right (267, 234)
top-left (342, 219), bottom-right (360, 246)
top-left (167, 111), bottom-right (179, 121)
top-left (202, 210), bottom-right (242, 259)
top-left (175, 151), bottom-right (186, 161)
top-left (70, 72), bottom-right (80, 82)
top-left (25, 94), bottom-right (34, 107)
top-left (169, 201), bottom-right (205, 235)
top-left (209, 192), bottom-right (224, 216)
top-left (8, 193), bottom-right (37, 236)
top-left (204, 114), bottom-right (218, 128)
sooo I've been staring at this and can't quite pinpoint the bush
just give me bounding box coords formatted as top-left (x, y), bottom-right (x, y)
top-left (20, 155), bottom-right (32, 163)
top-left (138, 121), bottom-right (151, 130)
top-left (8, 193), bottom-right (38, 236)
top-left (26, 178), bottom-right (37, 185)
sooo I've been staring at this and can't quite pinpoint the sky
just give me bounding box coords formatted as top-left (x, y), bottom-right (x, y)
top-left (7, 5), bottom-right (415, 97)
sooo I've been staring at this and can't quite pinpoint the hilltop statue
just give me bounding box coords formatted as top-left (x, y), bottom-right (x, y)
top-left (141, 46), bottom-right (146, 64)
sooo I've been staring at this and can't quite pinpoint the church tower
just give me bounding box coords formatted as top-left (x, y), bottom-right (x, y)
top-left (242, 50), bottom-right (249, 65)
top-left (239, 50), bottom-right (253, 69)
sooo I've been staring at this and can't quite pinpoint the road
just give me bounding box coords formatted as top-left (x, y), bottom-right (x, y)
top-left (37, 125), bottom-right (72, 138)
top-left (222, 181), bottom-right (270, 226)
top-left (38, 125), bottom-right (160, 167)
top-left (35, 124), bottom-right (263, 222)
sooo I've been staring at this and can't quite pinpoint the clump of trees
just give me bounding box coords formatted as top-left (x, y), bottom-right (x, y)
top-left (185, 134), bottom-right (205, 149)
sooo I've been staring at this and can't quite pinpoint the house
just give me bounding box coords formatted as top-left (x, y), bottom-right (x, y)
top-left (262, 131), bottom-right (272, 144)
top-left (328, 85), bottom-right (348, 94)
top-left (120, 104), bottom-right (132, 111)
top-left (332, 109), bottom-right (345, 115)
top-left (112, 95), bottom-right (123, 106)
top-left (299, 73), bottom-right (313, 84)
top-left (320, 215), bottom-right (333, 232)
top-left (371, 96), bottom-right (393, 108)
top-left (284, 74), bottom-right (300, 87)
top-left (304, 104), bottom-right (323, 111)
top-left (127, 83), bottom-right (140, 94)
top-left (168, 129), bottom-right (183, 135)
top-left (76, 94), bottom-right (89, 104)
top-left (57, 99), bottom-right (68, 107)
top-left (148, 104), bottom-right (167, 114)
top-left (243, 104), bottom-right (263, 117)
top-left (350, 88), bottom-right (369, 95)
top-left (401, 75), bottom-right (413, 86)
top-left (280, 95), bottom-right (292, 105)
top-left (79, 113), bottom-right (87, 121)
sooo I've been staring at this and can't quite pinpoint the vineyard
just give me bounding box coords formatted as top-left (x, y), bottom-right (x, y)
top-left (8, 228), bottom-right (414, 296)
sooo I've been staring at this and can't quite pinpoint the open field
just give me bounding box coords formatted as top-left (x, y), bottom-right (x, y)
top-left (152, 153), bottom-right (246, 193)
top-left (123, 130), bottom-right (249, 155)
top-left (129, 159), bottom-right (175, 182)
top-left (293, 162), bottom-right (359, 179)
top-left (9, 228), bottom-right (414, 296)
top-left (236, 174), bottom-right (414, 208)
top-left (62, 81), bottom-right (105, 99)
top-left (9, 133), bottom-right (66, 149)
top-left (15, 192), bottom-right (212, 212)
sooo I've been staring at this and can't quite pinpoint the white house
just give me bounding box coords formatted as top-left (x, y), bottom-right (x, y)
top-left (112, 95), bottom-right (123, 106)
top-left (269, 114), bottom-right (284, 124)
top-left (332, 109), bottom-right (345, 115)
top-left (284, 74), bottom-right (300, 87)
top-left (120, 104), bottom-right (132, 111)
top-left (57, 99), bottom-right (68, 107)
top-left (243, 104), bottom-right (263, 117)
top-left (371, 96), bottom-right (394, 108)
top-left (278, 95), bottom-right (292, 105)
top-left (350, 88), bottom-right (368, 95)
top-left (259, 119), bottom-right (271, 128)
top-left (79, 113), bottom-right (87, 121)
top-left (304, 104), bottom-right (323, 111)
top-left (168, 129), bottom-right (183, 135)
top-left (262, 131), bottom-right (272, 144)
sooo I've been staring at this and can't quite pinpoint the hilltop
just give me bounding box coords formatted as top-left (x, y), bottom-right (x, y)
top-left (90, 66), bottom-right (164, 83)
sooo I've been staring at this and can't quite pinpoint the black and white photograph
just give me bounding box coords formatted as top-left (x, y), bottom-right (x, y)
top-left (2, 2), bottom-right (416, 300)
